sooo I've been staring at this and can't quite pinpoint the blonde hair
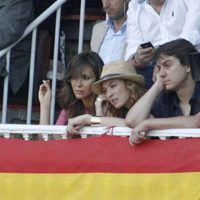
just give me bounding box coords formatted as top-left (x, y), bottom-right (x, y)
top-left (125, 80), bottom-right (146, 106)
top-left (106, 79), bottom-right (146, 118)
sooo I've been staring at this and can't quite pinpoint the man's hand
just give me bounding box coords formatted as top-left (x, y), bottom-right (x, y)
top-left (132, 46), bottom-right (154, 68)
top-left (129, 120), bottom-right (149, 146)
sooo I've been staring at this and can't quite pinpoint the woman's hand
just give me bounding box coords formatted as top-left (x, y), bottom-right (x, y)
top-left (129, 120), bottom-right (149, 146)
top-left (95, 94), bottom-right (108, 116)
top-left (67, 114), bottom-right (91, 135)
top-left (38, 80), bottom-right (51, 125)
top-left (38, 80), bottom-right (51, 107)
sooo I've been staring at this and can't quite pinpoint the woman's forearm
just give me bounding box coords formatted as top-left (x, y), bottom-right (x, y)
top-left (126, 80), bottom-right (163, 128)
top-left (39, 105), bottom-right (50, 125)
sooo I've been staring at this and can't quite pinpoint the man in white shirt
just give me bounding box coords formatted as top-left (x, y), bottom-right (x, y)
top-left (125, 0), bottom-right (200, 89)
top-left (90, 0), bottom-right (130, 64)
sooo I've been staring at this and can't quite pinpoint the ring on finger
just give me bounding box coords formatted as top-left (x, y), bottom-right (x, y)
top-left (96, 97), bottom-right (101, 101)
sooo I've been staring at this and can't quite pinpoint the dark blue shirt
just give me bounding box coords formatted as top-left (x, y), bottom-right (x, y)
top-left (151, 82), bottom-right (200, 118)
top-left (136, 62), bottom-right (154, 89)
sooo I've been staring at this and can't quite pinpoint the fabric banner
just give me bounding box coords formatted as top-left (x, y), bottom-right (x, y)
top-left (0, 136), bottom-right (200, 199)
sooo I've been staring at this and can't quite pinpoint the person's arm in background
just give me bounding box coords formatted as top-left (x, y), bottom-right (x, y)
top-left (132, 45), bottom-right (155, 68)
top-left (129, 112), bottom-right (200, 146)
top-left (125, 0), bottom-right (154, 67)
top-left (0, 0), bottom-right (33, 49)
top-left (125, 76), bottom-right (163, 128)
top-left (180, 0), bottom-right (200, 49)
top-left (125, 0), bottom-right (142, 61)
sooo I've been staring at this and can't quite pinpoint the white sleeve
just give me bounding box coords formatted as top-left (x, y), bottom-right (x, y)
top-left (180, 0), bottom-right (200, 47)
top-left (125, 0), bottom-right (145, 60)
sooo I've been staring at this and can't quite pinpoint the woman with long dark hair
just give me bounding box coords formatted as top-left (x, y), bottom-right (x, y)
top-left (38, 52), bottom-right (104, 129)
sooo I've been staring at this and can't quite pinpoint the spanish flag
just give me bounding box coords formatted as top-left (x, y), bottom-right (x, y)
top-left (0, 136), bottom-right (200, 199)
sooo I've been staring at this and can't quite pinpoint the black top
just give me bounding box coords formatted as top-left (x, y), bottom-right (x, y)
top-left (151, 82), bottom-right (200, 118)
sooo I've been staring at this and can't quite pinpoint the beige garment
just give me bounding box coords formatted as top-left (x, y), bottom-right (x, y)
top-left (90, 21), bottom-right (108, 53)
top-left (90, 21), bottom-right (127, 60)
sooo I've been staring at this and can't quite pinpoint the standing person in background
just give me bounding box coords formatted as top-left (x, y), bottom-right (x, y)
top-left (90, 0), bottom-right (130, 64)
top-left (67, 60), bottom-right (145, 135)
top-left (0, 0), bottom-right (33, 97)
top-left (38, 52), bottom-right (104, 138)
top-left (125, 39), bottom-right (200, 145)
top-left (125, 0), bottom-right (200, 89)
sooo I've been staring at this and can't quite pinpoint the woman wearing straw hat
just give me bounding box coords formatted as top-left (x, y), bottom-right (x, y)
top-left (67, 60), bottom-right (146, 134)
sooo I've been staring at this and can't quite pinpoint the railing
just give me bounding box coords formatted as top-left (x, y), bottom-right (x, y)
top-left (0, 124), bottom-right (200, 141)
top-left (0, 0), bottom-right (87, 125)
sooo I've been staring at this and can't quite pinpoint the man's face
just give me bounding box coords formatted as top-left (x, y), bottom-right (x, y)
top-left (156, 55), bottom-right (190, 91)
top-left (102, 0), bottom-right (127, 20)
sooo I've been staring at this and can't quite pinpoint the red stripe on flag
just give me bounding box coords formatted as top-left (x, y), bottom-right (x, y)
top-left (0, 136), bottom-right (200, 173)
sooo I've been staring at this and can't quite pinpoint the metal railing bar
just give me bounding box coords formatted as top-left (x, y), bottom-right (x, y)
top-left (50, 6), bottom-right (62, 125)
top-left (2, 51), bottom-right (11, 124)
top-left (27, 28), bottom-right (37, 125)
top-left (78, 0), bottom-right (86, 53)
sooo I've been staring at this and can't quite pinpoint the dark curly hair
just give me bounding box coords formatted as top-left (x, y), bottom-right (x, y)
top-left (153, 39), bottom-right (198, 66)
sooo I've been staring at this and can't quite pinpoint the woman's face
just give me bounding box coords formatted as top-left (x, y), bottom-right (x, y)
top-left (70, 66), bottom-right (96, 100)
top-left (102, 78), bottom-right (130, 109)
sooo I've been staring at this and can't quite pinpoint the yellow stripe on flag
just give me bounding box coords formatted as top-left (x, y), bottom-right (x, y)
top-left (0, 172), bottom-right (200, 200)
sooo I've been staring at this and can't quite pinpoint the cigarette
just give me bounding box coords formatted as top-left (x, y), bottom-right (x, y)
top-left (42, 80), bottom-right (48, 83)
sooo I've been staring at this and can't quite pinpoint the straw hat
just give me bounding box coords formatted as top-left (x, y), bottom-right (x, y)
top-left (92, 60), bottom-right (144, 94)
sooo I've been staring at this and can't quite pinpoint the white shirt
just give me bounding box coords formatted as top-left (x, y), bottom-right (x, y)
top-left (125, 0), bottom-right (200, 60)
top-left (99, 18), bottom-right (127, 64)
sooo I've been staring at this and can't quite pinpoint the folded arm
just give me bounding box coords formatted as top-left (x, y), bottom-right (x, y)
top-left (67, 114), bottom-right (127, 135)
top-left (129, 112), bottom-right (200, 146)
top-left (126, 77), bottom-right (163, 128)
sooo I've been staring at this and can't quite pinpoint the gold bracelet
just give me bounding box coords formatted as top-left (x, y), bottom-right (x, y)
top-left (90, 116), bottom-right (101, 126)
